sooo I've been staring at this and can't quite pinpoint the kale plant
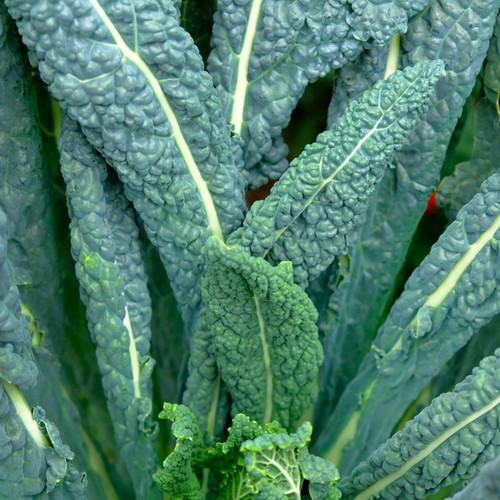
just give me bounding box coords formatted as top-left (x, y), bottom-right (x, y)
top-left (0, 0), bottom-right (500, 498)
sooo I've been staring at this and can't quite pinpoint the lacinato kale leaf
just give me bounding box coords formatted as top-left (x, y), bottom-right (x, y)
top-left (0, 1), bottom-right (500, 498)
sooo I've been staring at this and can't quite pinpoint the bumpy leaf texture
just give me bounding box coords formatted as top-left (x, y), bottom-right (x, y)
top-left (484, 12), bottom-right (500, 103)
top-left (153, 403), bottom-right (204, 499)
top-left (203, 237), bottom-right (322, 429)
top-left (229, 60), bottom-right (445, 290)
top-left (59, 117), bottom-right (159, 499)
top-left (315, 170), bottom-right (500, 474)
top-left (208, 0), bottom-right (430, 186)
top-left (4, 0), bottom-right (246, 333)
top-left (448, 453), bottom-right (500, 500)
top-left (0, 6), bottom-right (116, 496)
top-left (0, 206), bottom-right (86, 498)
top-left (316, 0), bottom-right (499, 433)
top-left (340, 349), bottom-right (500, 500)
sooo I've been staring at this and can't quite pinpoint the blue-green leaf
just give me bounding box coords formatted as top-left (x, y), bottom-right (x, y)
top-left (315, 170), bottom-right (500, 474)
top-left (59, 117), bottom-right (159, 499)
top-left (447, 453), bottom-right (500, 500)
top-left (340, 349), bottom-right (500, 500)
top-left (4, 0), bottom-right (246, 332)
top-left (230, 61), bottom-right (445, 290)
top-left (317, 0), bottom-right (499, 428)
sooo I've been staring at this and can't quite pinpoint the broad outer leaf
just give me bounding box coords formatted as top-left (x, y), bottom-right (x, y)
top-left (229, 60), bottom-right (445, 290)
top-left (59, 117), bottom-right (159, 499)
top-left (4, 0), bottom-right (246, 332)
top-left (317, 0), bottom-right (499, 431)
top-left (315, 171), bottom-right (500, 474)
top-left (203, 237), bottom-right (322, 429)
top-left (340, 349), bottom-right (500, 500)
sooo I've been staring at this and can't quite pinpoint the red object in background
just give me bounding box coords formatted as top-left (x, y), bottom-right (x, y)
top-left (424, 190), bottom-right (438, 216)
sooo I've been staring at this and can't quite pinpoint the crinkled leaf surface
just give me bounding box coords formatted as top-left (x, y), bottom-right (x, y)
top-left (317, 0), bottom-right (499, 427)
top-left (340, 349), bottom-right (500, 500)
top-left (203, 237), bottom-right (322, 429)
top-left (315, 171), bottom-right (500, 474)
top-left (447, 453), bottom-right (500, 500)
top-left (59, 116), bottom-right (159, 499)
top-left (4, 0), bottom-right (246, 332)
top-left (153, 403), bottom-right (204, 500)
top-left (229, 61), bottom-right (445, 289)
top-left (208, 0), bottom-right (430, 187)
top-left (241, 422), bottom-right (312, 499)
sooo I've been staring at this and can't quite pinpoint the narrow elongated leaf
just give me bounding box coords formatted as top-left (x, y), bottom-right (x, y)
top-left (317, 0), bottom-right (498, 426)
top-left (202, 237), bottom-right (322, 429)
top-left (59, 117), bottom-right (159, 499)
top-left (229, 61), bottom-right (445, 289)
top-left (208, 0), bottom-right (432, 187)
top-left (0, 8), bottom-right (118, 496)
top-left (315, 171), bottom-right (500, 474)
top-left (208, 0), bottom-right (362, 186)
top-left (4, 0), bottom-right (246, 331)
top-left (340, 349), bottom-right (500, 500)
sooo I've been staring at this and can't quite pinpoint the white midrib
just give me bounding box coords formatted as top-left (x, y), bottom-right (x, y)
top-left (87, 0), bottom-right (223, 240)
top-left (424, 212), bottom-right (500, 308)
top-left (264, 114), bottom-right (384, 258)
top-left (123, 305), bottom-right (141, 398)
top-left (230, 0), bottom-right (264, 135)
top-left (2, 379), bottom-right (49, 448)
top-left (254, 294), bottom-right (273, 425)
top-left (354, 395), bottom-right (500, 500)
top-left (391, 211), bottom-right (500, 349)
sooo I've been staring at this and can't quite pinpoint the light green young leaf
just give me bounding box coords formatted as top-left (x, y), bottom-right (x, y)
top-left (153, 403), bottom-right (204, 500)
top-left (229, 60), bottom-right (445, 289)
top-left (340, 349), bottom-right (500, 500)
top-left (202, 237), bottom-right (322, 429)
top-left (59, 117), bottom-right (159, 499)
top-left (315, 170), bottom-right (500, 474)
top-left (203, 413), bottom-right (263, 500)
top-left (241, 422), bottom-right (312, 499)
